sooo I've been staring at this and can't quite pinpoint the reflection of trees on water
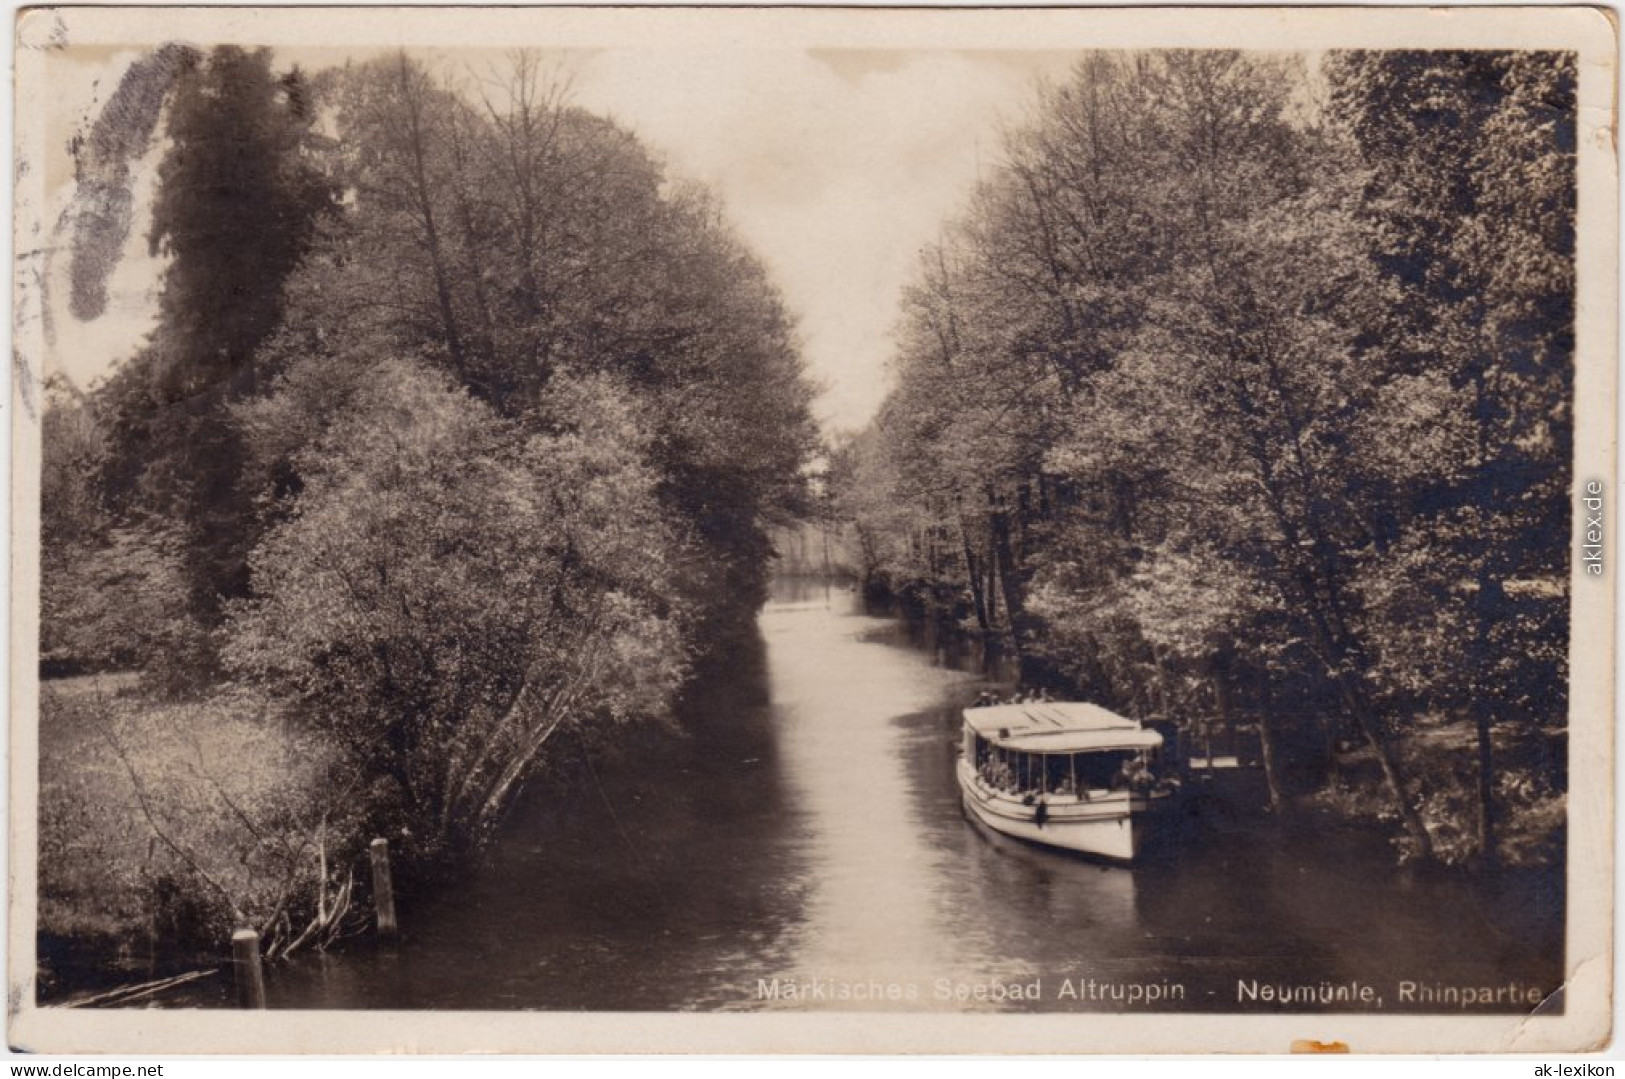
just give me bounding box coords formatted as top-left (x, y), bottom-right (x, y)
top-left (857, 595), bottom-right (1021, 685)
top-left (267, 623), bottom-right (818, 1011)
top-left (259, 594), bottom-right (1562, 1012)
top-left (1130, 820), bottom-right (1565, 994)
top-left (887, 604), bottom-right (1564, 1011)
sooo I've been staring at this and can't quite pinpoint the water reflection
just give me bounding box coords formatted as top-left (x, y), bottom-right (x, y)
top-left (246, 578), bottom-right (1560, 1013)
top-left (264, 616), bottom-right (813, 1010)
top-left (753, 595), bottom-right (982, 1007)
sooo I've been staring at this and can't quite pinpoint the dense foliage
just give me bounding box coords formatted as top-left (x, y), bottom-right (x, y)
top-left (41, 47), bottom-right (817, 967)
top-left (833, 50), bottom-right (1574, 866)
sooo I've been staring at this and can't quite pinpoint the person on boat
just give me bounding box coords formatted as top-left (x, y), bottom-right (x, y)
top-left (1112, 754), bottom-right (1149, 792)
top-left (1110, 757), bottom-right (1129, 791)
top-left (985, 759), bottom-right (1014, 792)
top-left (1125, 753), bottom-right (1157, 793)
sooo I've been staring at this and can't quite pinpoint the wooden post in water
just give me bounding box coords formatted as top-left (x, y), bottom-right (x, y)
top-left (370, 838), bottom-right (398, 940)
top-left (232, 929), bottom-right (266, 1009)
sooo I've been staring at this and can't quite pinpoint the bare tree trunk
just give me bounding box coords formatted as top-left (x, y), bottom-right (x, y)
top-left (1469, 368), bottom-right (1499, 867)
top-left (1331, 666), bottom-right (1433, 860)
top-left (444, 104), bottom-right (500, 374)
top-left (957, 515), bottom-right (989, 631)
top-left (393, 53), bottom-right (466, 374)
top-left (1256, 713), bottom-right (1284, 812)
top-left (1474, 707), bottom-right (1497, 865)
top-left (984, 528), bottom-right (1000, 631)
top-left (990, 499), bottom-right (1025, 662)
top-left (1221, 661), bottom-right (1283, 812)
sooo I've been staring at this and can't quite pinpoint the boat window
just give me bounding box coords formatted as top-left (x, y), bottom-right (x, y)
top-left (975, 741), bottom-right (1017, 793)
top-left (1075, 750), bottom-right (1139, 791)
top-left (973, 742), bottom-right (1161, 797)
top-left (1044, 754), bottom-right (1071, 794)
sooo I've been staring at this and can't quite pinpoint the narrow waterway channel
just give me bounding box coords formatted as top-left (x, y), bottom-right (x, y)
top-left (239, 579), bottom-right (1562, 1013)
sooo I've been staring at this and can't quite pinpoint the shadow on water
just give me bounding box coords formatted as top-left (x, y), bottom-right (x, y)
top-left (223, 574), bottom-right (1560, 1012)
top-left (261, 618), bottom-right (814, 1010)
top-left (885, 678), bottom-right (1564, 1013)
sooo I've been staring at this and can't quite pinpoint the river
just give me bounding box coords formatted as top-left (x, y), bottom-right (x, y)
top-left (238, 579), bottom-right (1563, 1013)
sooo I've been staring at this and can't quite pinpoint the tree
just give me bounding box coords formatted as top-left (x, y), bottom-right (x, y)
top-left (280, 52), bottom-right (816, 625)
top-left (97, 46), bottom-right (337, 627)
top-left (1326, 50), bottom-right (1576, 863)
top-left (836, 49), bottom-right (1574, 864)
top-left (227, 360), bottom-right (690, 852)
top-left (220, 50), bottom-right (816, 852)
top-left (41, 381), bottom-right (209, 682)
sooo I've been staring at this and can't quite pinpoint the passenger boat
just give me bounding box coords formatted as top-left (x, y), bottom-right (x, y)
top-left (956, 701), bottom-right (1177, 862)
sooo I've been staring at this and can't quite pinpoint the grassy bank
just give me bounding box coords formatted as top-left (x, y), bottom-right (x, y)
top-left (38, 677), bottom-right (366, 1001)
top-left (1308, 721), bottom-right (1566, 868)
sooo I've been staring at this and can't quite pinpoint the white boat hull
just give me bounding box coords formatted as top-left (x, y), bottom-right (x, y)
top-left (956, 760), bottom-right (1169, 862)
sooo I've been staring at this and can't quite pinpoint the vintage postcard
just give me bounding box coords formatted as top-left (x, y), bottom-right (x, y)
top-left (9, 4), bottom-right (1616, 1055)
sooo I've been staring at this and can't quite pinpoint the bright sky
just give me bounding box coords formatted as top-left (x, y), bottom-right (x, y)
top-left (570, 48), bottom-right (1076, 431)
top-left (40, 45), bottom-right (1077, 432)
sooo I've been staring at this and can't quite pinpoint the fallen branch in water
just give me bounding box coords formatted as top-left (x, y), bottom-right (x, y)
top-left (62, 969), bottom-right (218, 1008)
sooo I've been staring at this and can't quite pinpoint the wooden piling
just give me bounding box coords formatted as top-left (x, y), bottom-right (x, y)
top-left (370, 837), bottom-right (398, 940)
top-left (231, 929), bottom-right (266, 1009)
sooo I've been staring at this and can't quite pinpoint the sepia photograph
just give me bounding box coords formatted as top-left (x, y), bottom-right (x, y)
top-left (8, 4), bottom-right (1616, 1055)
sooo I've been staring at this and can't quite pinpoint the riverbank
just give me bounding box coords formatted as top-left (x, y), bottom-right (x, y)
top-left (34, 586), bottom-right (1566, 1011)
top-left (171, 585), bottom-right (1559, 1013)
top-left (1304, 723), bottom-right (1566, 867)
top-left (860, 579), bottom-right (1566, 871)
top-left (36, 584), bottom-right (787, 1004)
top-left (37, 675), bottom-right (365, 1003)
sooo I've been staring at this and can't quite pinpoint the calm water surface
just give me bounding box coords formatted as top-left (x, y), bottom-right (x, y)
top-left (248, 581), bottom-right (1562, 1013)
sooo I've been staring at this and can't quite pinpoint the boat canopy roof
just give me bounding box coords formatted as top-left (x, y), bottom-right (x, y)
top-left (963, 702), bottom-right (1163, 753)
